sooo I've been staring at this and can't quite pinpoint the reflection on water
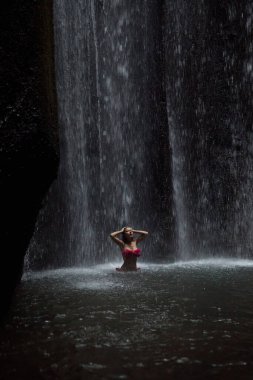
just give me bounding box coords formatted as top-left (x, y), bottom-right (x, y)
top-left (1, 260), bottom-right (253, 379)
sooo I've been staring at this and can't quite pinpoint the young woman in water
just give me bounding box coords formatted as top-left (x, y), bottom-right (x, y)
top-left (110, 227), bottom-right (148, 271)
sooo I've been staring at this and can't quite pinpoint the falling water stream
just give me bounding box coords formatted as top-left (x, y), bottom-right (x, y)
top-left (27, 1), bottom-right (253, 268)
top-left (27, 0), bottom-right (172, 269)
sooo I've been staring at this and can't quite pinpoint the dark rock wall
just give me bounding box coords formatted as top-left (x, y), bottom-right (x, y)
top-left (0, 0), bottom-right (59, 315)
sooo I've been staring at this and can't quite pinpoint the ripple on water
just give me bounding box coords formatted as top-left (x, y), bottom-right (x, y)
top-left (80, 363), bottom-right (107, 370)
top-left (75, 280), bottom-right (116, 290)
top-left (2, 259), bottom-right (253, 379)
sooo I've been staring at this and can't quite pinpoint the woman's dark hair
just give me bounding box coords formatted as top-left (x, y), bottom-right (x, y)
top-left (122, 230), bottom-right (129, 244)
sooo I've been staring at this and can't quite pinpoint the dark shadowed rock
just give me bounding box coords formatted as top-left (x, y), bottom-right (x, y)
top-left (0, 0), bottom-right (59, 318)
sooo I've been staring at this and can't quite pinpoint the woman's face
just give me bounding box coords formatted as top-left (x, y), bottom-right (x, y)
top-left (124, 227), bottom-right (134, 240)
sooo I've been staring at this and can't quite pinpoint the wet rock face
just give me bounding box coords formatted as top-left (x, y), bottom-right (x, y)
top-left (0, 0), bottom-right (59, 314)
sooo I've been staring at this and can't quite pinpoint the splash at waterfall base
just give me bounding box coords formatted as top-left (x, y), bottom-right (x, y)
top-left (1, 260), bottom-right (253, 379)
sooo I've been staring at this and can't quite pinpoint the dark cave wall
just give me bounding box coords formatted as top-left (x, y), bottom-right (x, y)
top-left (0, 0), bottom-right (59, 315)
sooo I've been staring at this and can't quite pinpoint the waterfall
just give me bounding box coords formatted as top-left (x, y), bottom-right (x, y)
top-left (164, 1), bottom-right (253, 258)
top-left (27, 1), bottom-right (253, 269)
top-left (27, 0), bottom-right (173, 268)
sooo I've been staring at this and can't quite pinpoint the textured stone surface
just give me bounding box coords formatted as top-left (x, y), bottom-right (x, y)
top-left (0, 0), bottom-right (59, 316)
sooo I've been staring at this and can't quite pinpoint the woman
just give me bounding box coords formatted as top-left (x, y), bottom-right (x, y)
top-left (110, 226), bottom-right (148, 271)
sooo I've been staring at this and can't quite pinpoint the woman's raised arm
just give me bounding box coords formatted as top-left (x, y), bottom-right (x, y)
top-left (133, 229), bottom-right (149, 243)
top-left (110, 228), bottom-right (124, 247)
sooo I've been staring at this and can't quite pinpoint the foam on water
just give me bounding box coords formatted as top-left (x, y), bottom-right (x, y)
top-left (168, 258), bottom-right (253, 268)
top-left (75, 280), bottom-right (117, 290)
top-left (23, 258), bottom-right (253, 283)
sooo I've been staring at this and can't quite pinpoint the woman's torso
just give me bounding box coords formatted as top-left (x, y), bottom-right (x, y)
top-left (121, 241), bottom-right (141, 257)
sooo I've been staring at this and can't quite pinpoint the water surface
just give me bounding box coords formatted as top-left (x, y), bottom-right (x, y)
top-left (1, 259), bottom-right (253, 379)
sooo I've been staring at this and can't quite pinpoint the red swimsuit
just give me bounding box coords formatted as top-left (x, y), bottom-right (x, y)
top-left (122, 247), bottom-right (141, 258)
top-left (116, 247), bottom-right (141, 272)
